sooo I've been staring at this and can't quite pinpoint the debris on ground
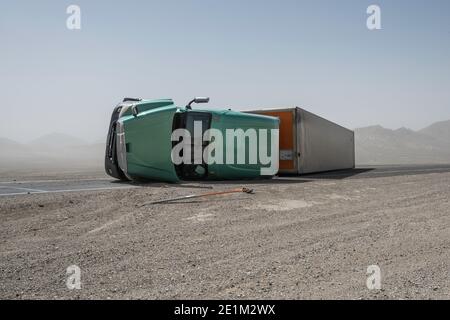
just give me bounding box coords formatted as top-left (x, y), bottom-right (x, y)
top-left (142, 187), bottom-right (255, 206)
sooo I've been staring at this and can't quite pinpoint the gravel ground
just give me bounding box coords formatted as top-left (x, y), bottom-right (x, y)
top-left (0, 171), bottom-right (449, 299)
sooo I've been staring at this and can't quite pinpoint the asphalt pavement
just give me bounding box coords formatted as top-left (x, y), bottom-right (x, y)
top-left (1, 164), bottom-right (450, 197)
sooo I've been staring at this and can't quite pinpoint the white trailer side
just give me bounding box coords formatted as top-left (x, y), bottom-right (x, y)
top-left (246, 107), bottom-right (355, 174)
top-left (296, 108), bottom-right (355, 174)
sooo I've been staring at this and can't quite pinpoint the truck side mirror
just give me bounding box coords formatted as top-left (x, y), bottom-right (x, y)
top-left (186, 97), bottom-right (210, 109)
top-left (193, 97), bottom-right (210, 104)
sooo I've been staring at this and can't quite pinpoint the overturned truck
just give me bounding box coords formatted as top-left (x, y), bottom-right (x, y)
top-left (105, 98), bottom-right (279, 183)
top-left (105, 98), bottom-right (354, 182)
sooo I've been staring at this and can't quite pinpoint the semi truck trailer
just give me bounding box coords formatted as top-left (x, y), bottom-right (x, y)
top-left (247, 107), bottom-right (355, 174)
top-left (105, 98), bottom-right (355, 182)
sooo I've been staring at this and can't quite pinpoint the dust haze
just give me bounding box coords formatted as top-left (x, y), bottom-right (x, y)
top-left (2, 118), bottom-right (450, 175)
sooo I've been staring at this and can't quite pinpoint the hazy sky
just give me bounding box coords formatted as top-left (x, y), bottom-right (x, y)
top-left (1, 0), bottom-right (449, 143)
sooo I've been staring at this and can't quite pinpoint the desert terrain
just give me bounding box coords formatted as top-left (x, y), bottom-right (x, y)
top-left (1, 166), bottom-right (449, 299)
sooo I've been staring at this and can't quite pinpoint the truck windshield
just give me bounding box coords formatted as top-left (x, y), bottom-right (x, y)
top-left (173, 111), bottom-right (212, 180)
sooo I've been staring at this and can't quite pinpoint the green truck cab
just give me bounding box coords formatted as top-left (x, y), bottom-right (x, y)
top-left (105, 98), bottom-right (279, 182)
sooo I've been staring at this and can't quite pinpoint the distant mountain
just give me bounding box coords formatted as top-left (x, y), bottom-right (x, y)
top-left (355, 122), bottom-right (450, 165)
top-left (0, 137), bottom-right (23, 148)
top-left (419, 120), bottom-right (450, 145)
top-left (0, 138), bottom-right (28, 155)
top-left (29, 133), bottom-right (87, 148)
top-left (0, 134), bottom-right (103, 173)
top-left (2, 119), bottom-right (450, 171)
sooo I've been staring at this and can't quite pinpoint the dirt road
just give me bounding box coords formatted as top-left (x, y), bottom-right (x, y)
top-left (0, 167), bottom-right (449, 299)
